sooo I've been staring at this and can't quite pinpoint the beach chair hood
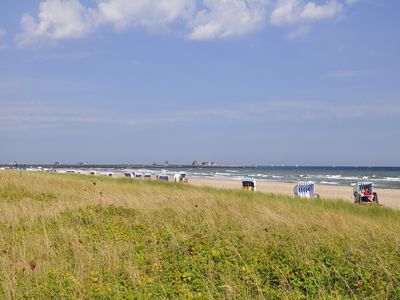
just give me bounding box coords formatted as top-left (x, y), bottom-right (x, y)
top-left (242, 177), bottom-right (256, 185)
top-left (354, 182), bottom-right (373, 193)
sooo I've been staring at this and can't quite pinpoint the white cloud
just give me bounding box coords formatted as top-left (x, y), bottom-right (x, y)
top-left (96, 0), bottom-right (196, 31)
top-left (271, 0), bottom-right (343, 25)
top-left (16, 0), bottom-right (356, 45)
top-left (270, 0), bottom-right (301, 25)
top-left (0, 28), bottom-right (7, 48)
top-left (16, 0), bottom-right (195, 46)
top-left (188, 0), bottom-right (269, 40)
top-left (301, 1), bottom-right (342, 21)
top-left (16, 0), bottom-right (94, 46)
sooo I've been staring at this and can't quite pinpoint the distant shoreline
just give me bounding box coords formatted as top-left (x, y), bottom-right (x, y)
top-left (2, 165), bottom-right (400, 190)
top-left (1, 164), bottom-right (399, 169)
top-left (1, 168), bottom-right (399, 209)
top-left (0, 164), bottom-right (257, 169)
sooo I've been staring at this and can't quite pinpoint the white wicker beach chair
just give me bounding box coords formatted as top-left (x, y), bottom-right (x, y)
top-left (174, 172), bottom-right (188, 182)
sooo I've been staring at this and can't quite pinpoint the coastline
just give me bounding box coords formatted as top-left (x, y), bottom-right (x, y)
top-left (2, 169), bottom-right (399, 209)
top-left (188, 176), bottom-right (400, 210)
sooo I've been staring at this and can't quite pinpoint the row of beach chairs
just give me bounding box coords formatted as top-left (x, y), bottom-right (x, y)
top-left (62, 169), bottom-right (188, 183)
top-left (241, 179), bottom-right (380, 204)
top-left (124, 171), bottom-right (188, 183)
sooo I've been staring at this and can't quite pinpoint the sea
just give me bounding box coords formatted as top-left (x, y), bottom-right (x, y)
top-left (119, 166), bottom-right (400, 189)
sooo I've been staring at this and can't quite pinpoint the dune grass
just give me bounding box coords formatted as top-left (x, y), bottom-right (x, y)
top-left (0, 170), bottom-right (399, 299)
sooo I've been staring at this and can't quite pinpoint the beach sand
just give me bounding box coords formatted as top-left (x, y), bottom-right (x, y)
top-left (188, 176), bottom-right (400, 210)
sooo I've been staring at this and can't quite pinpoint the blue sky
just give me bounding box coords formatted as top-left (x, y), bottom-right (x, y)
top-left (0, 0), bottom-right (399, 165)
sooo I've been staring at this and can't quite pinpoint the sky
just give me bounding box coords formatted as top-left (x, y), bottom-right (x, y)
top-left (0, 0), bottom-right (399, 166)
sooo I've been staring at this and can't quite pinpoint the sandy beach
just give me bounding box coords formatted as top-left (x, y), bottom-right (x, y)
top-left (188, 176), bottom-right (400, 210)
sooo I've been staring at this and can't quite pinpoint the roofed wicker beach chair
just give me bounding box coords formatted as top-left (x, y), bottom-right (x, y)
top-left (294, 181), bottom-right (319, 199)
top-left (242, 178), bottom-right (256, 192)
top-left (124, 172), bottom-right (135, 178)
top-left (156, 174), bottom-right (169, 181)
top-left (353, 182), bottom-right (379, 204)
top-left (174, 172), bottom-right (188, 183)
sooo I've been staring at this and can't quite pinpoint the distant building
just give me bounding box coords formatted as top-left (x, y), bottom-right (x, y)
top-left (201, 161), bottom-right (217, 166)
top-left (54, 162), bottom-right (60, 166)
top-left (164, 161), bottom-right (169, 166)
top-left (192, 160), bottom-right (198, 166)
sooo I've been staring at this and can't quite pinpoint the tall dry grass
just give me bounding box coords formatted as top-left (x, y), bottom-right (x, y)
top-left (0, 170), bottom-right (399, 299)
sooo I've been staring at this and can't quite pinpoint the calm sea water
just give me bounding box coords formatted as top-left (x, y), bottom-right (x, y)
top-left (120, 166), bottom-right (400, 189)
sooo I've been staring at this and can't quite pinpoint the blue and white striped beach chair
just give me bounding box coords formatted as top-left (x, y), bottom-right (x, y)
top-left (294, 181), bottom-right (319, 198)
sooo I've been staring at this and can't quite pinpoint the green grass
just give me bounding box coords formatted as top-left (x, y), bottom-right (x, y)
top-left (0, 170), bottom-right (399, 299)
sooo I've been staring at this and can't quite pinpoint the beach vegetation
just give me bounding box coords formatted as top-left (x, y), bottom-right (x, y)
top-left (0, 170), bottom-right (399, 299)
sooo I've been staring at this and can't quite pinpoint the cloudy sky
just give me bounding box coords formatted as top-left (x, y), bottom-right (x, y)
top-left (0, 0), bottom-right (399, 165)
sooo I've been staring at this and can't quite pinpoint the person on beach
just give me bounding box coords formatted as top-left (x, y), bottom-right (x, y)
top-left (362, 187), bottom-right (374, 202)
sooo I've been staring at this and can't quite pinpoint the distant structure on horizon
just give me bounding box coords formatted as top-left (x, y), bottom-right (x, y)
top-left (201, 161), bottom-right (216, 166)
